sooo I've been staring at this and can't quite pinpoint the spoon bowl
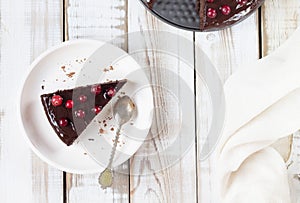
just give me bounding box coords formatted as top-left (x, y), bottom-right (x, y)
top-left (113, 96), bottom-right (135, 125)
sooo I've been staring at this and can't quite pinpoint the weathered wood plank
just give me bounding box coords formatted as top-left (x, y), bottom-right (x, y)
top-left (65, 0), bottom-right (130, 202)
top-left (195, 13), bottom-right (260, 202)
top-left (0, 0), bottom-right (63, 202)
top-left (128, 1), bottom-right (197, 203)
top-left (262, 1), bottom-right (300, 202)
top-left (66, 0), bottom-right (127, 50)
top-left (261, 0), bottom-right (300, 56)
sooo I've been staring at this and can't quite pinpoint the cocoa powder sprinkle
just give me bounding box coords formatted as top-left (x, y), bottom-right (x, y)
top-left (99, 128), bottom-right (104, 134)
top-left (61, 66), bottom-right (66, 72)
top-left (66, 72), bottom-right (76, 78)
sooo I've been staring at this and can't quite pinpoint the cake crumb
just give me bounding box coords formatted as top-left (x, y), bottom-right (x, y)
top-left (104, 123), bottom-right (107, 127)
top-left (84, 152), bottom-right (87, 155)
top-left (41, 85), bottom-right (44, 90)
top-left (88, 138), bottom-right (95, 141)
top-left (109, 66), bottom-right (114, 70)
top-left (110, 127), bottom-right (114, 131)
top-left (61, 66), bottom-right (66, 72)
top-left (103, 68), bottom-right (109, 72)
top-left (63, 80), bottom-right (66, 82)
top-left (55, 79), bottom-right (58, 81)
top-left (66, 72), bottom-right (76, 78)
top-left (42, 79), bottom-right (45, 82)
top-left (99, 128), bottom-right (105, 134)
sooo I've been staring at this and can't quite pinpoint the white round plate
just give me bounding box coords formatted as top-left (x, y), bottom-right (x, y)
top-left (19, 40), bottom-right (153, 174)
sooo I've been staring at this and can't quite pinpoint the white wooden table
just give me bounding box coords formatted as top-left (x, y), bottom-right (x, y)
top-left (0, 0), bottom-right (300, 202)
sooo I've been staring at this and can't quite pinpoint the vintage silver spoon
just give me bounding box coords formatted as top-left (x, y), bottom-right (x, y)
top-left (98, 96), bottom-right (135, 189)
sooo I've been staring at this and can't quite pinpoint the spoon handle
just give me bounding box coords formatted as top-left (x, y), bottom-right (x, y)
top-left (98, 125), bottom-right (122, 188)
top-left (107, 124), bottom-right (122, 169)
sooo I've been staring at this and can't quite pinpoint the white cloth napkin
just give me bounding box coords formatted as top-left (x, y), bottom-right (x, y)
top-left (214, 27), bottom-right (300, 203)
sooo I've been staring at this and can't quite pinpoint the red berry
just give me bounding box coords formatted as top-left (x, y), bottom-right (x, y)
top-left (207, 0), bottom-right (214, 2)
top-left (237, 0), bottom-right (248, 6)
top-left (91, 85), bottom-right (102, 95)
top-left (92, 106), bottom-right (102, 114)
top-left (221, 5), bottom-right (231, 15)
top-left (65, 100), bottom-right (74, 109)
top-left (207, 8), bottom-right (217, 18)
top-left (79, 95), bottom-right (87, 103)
top-left (106, 87), bottom-right (116, 97)
top-left (59, 118), bottom-right (68, 127)
top-left (75, 110), bottom-right (85, 118)
top-left (51, 95), bottom-right (63, 107)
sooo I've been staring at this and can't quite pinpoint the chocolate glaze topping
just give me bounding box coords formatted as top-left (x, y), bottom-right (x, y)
top-left (41, 80), bottom-right (127, 146)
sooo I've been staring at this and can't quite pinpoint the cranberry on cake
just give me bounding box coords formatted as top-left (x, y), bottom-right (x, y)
top-left (200, 0), bottom-right (263, 31)
top-left (40, 79), bottom-right (126, 146)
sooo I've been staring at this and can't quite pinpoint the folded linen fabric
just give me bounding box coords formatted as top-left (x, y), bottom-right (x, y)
top-left (214, 28), bottom-right (300, 203)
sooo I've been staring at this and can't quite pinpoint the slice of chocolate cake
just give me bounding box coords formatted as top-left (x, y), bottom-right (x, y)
top-left (41, 80), bottom-right (127, 146)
